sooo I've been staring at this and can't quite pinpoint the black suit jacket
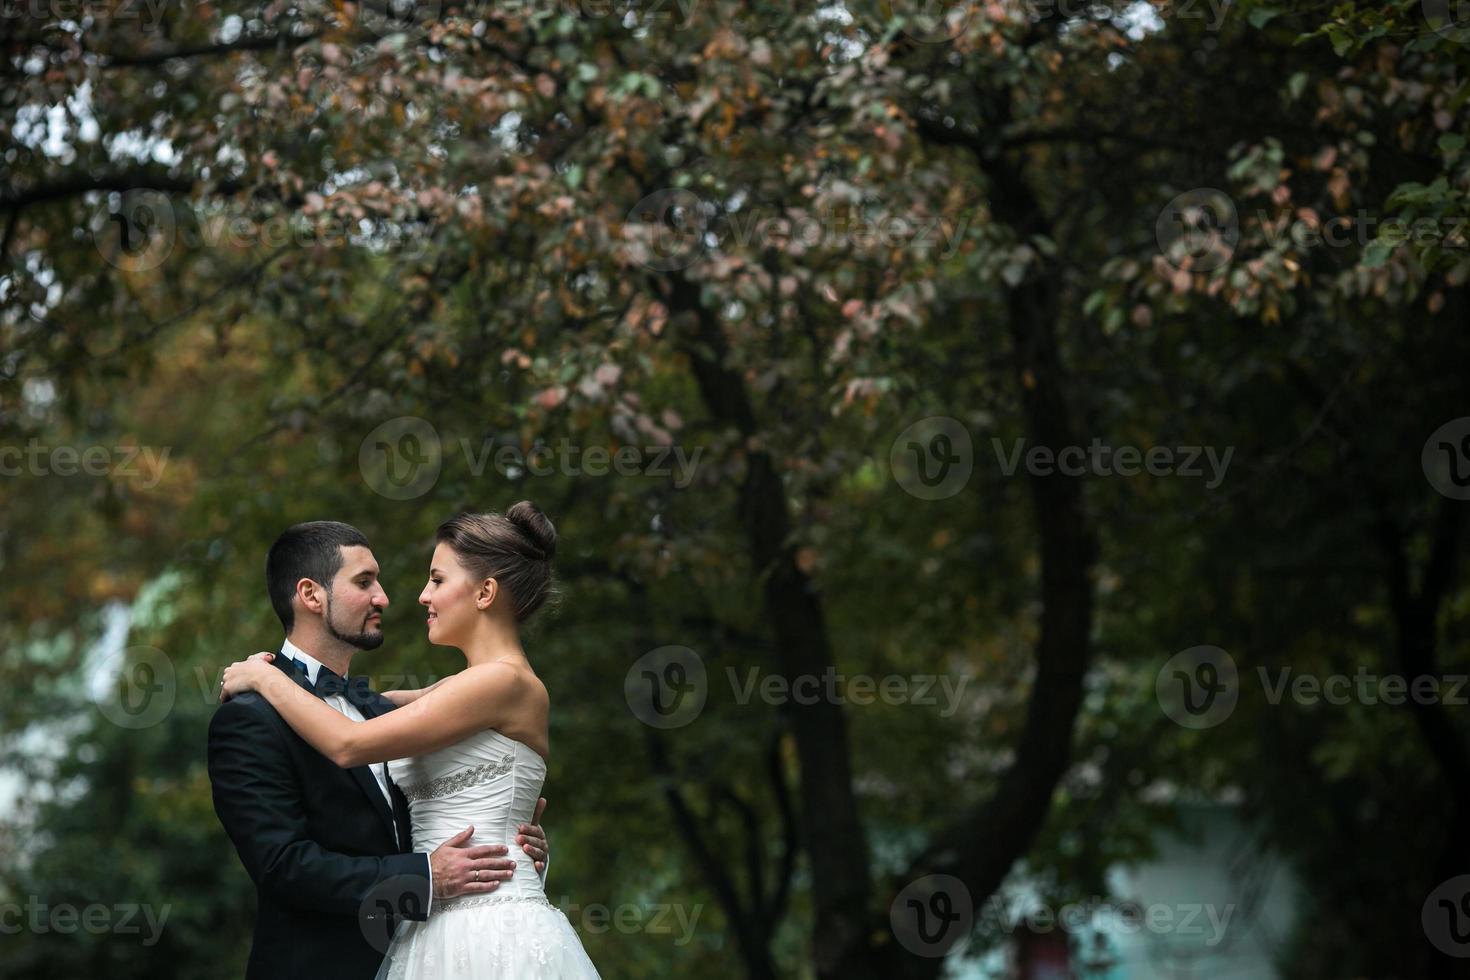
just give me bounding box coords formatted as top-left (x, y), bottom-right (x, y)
top-left (207, 653), bottom-right (431, 980)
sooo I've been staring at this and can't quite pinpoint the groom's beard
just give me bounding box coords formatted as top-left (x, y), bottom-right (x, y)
top-left (325, 594), bottom-right (385, 650)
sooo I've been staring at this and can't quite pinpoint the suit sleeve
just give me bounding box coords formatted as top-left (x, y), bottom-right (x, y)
top-left (208, 695), bottom-right (431, 921)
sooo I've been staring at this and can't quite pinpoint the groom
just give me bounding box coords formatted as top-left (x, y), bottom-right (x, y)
top-left (208, 520), bottom-right (549, 979)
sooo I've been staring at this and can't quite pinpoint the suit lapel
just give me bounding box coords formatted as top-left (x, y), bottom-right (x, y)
top-left (363, 695), bottom-right (416, 851)
top-left (354, 694), bottom-right (403, 846)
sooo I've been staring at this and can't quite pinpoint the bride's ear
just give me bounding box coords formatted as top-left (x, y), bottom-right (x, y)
top-left (476, 577), bottom-right (499, 610)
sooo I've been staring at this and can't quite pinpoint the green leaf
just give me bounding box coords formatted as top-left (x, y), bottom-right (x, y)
top-left (1287, 71), bottom-right (1309, 101)
top-left (1325, 24), bottom-right (1354, 57)
top-left (1385, 182), bottom-right (1430, 210)
top-left (1361, 241), bottom-right (1394, 267)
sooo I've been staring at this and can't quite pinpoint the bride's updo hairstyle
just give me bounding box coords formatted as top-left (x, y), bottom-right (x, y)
top-left (435, 501), bottom-right (559, 624)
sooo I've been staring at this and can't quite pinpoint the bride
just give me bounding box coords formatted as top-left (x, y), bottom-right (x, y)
top-left (220, 501), bottom-right (601, 979)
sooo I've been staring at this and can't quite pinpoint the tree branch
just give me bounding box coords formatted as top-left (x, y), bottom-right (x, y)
top-left (88, 28), bottom-right (322, 68)
top-left (0, 170), bottom-right (243, 212)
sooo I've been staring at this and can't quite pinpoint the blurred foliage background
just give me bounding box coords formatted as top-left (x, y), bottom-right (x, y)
top-left (3, 0), bottom-right (1470, 976)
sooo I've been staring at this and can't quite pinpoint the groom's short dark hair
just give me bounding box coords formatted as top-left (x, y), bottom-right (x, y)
top-left (266, 521), bottom-right (371, 633)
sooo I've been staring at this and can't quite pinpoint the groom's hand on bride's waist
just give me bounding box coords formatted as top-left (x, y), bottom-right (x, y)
top-left (430, 825), bottom-right (518, 899)
top-left (517, 797), bottom-right (549, 875)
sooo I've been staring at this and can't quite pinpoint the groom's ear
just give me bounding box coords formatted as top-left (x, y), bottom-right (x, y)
top-left (297, 577), bottom-right (327, 616)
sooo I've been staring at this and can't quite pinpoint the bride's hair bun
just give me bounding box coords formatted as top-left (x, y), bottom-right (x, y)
top-left (505, 500), bottom-right (557, 560)
top-left (434, 501), bottom-right (559, 624)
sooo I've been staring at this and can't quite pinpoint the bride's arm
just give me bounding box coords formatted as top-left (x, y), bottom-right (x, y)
top-left (220, 655), bottom-right (522, 767)
top-left (381, 676), bottom-right (451, 707)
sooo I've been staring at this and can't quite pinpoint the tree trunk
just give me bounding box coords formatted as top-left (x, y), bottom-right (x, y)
top-left (668, 273), bottom-right (875, 975)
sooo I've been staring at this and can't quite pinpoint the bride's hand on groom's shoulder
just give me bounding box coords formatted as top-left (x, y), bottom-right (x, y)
top-left (218, 651), bottom-right (281, 703)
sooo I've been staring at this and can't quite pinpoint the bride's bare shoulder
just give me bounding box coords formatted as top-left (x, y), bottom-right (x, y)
top-left (457, 662), bottom-right (548, 705)
top-left (452, 663), bottom-right (549, 751)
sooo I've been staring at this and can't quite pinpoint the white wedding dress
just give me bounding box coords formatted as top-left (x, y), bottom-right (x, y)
top-left (375, 728), bottom-right (601, 979)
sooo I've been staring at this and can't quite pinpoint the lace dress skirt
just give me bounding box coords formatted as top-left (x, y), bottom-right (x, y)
top-left (374, 893), bottom-right (601, 980)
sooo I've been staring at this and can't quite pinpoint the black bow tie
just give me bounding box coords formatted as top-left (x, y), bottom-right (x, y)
top-left (289, 658), bottom-right (375, 708)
